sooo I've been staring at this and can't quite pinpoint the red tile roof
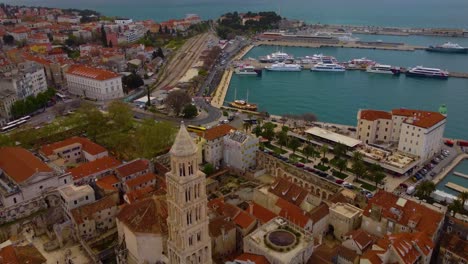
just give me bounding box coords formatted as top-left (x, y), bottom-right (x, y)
top-left (67, 156), bottom-right (121, 180)
top-left (40, 136), bottom-right (107, 156)
top-left (197, 124), bottom-right (236, 141)
top-left (0, 244), bottom-right (46, 264)
top-left (345, 229), bottom-right (376, 251)
top-left (376, 232), bottom-right (433, 264)
top-left (309, 203), bottom-right (329, 223)
top-left (391, 108), bottom-right (446, 129)
top-left (235, 253), bottom-right (270, 264)
top-left (247, 202), bottom-right (277, 224)
top-left (71, 195), bottom-right (117, 224)
top-left (276, 198), bottom-right (311, 228)
top-left (117, 197), bottom-right (168, 234)
top-left (233, 210), bottom-right (256, 229)
top-left (116, 159), bottom-right (149, 178)
top-left (96, 174), bottom-right (119, 191)
top-left (360, 110), bottom-right (392, 121)
top-left (124, 172), bottom-right (156, 189)
top-left (269, 177), bottom-right (309, 206)
top-left (66, 64), bottom-right (120, 81)
top-left (209, 216), bottom-right (236, 237)
top-left (0, 147), bottom-right (53, 183)
top-left (440, 233), bottom-right (468, 261)
top-left (363, 191), bottom-right (443, 238)
top-left (125, 186), bottom-right (157, 204)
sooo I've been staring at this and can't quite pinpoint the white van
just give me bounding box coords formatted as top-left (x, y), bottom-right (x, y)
top-left (406, 186), bottom-right (416, 195)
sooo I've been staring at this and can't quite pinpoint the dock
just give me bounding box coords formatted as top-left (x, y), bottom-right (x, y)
top-left (445, 182), bottom-right (468, 193)
top-left (211, 69), bottom-right (233, 108)
top-left (454, 171), bottom-right (468, 179)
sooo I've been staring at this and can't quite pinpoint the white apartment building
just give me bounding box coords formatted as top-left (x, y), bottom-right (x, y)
top-left (65, 65), bottom-right (123, 100)
top-left (0, 62), bottom-right (48, 99)
top-left (357, 108), bottom-right (446, 162)
top-left (114, 18), bottom-right (133, 25)
top-left (0, 89), bottom-right (17, 123)
top-left (198, 124), bottom-right (236, 167)
top-left (59, 184), bottom-right (95, 219)
top-left (223, 131), bottom-right (259, 172)
top-left (0, 147), bottom-right (72, 224)
top-left (118, 24), bottom-right (146, 44)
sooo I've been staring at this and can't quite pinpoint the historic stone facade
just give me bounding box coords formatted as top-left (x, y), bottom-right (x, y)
top-left (256, 151), bottom-right (342, 200)
top-left (166, 124), bottom-right (212, 264)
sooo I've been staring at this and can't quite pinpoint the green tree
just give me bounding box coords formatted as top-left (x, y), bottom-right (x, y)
top-left (415, 181), bottom-right (436, 199)
top-left (261, 122), bottom-right (275, 141)
top-left (183, 104), bottom-right (198, 118)
top-left (252, 125), bottom-right (262, 137)
top-left (288, 137), bottom-right (301, 154)
top-left (101, 24), bottom-right (107, 47)
top-left (135, 119), bottom-right (177, 158)
top-left (320, 144), bottom-right (329, 161)
top-left (2, 34), bottom-right (14, 45)
top-left (448, 199), bottom-right (464, 216)
top-left (243, 121), bottom-right (252, 132)
top-left (303, 144), bottom-right (316, 162)
top-left (458, 191), bottom-right (468, 206)
top-left (277, 131), bottom-right (288, 150)
top-left (351, 152), bottom-right (366, 180)
top-left (333, 142), bottom-right (347, 159)
top-left (166, 90), bottom-right (191, 116)
top-left (122, 73), bottom-right (144, 91)
top-left (0, 134), bottom-right (14, 147)
top-left (203, 163), bottom-right (215, 175)
top-left (78, 103), bottom-right (107, 141)
top-left (336, 158), bottom-right (348, 174)
top-left (108, 101), bottom-right (133, 130)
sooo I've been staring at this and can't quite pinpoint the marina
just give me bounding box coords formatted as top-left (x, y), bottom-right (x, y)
top-left (454, 172), bottom-right (468, 179)
top-left (445, 182), bottom-right (468, 193)
top-left (435, 158), bottom-right (468, 195)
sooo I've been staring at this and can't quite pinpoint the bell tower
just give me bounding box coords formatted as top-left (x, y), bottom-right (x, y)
top-left (166, 123), bottom-right (212, 264)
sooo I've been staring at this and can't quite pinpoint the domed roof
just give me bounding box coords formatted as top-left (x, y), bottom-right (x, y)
top-left (169, 122), bottom-right (198, 157)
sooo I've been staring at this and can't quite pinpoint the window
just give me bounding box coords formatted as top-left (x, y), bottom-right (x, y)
top-left (74, 200), bottom-right (77, 205)
top-left (13, 197), bottom-right (17, 203)
top-left (64, 179), bottom-right (67, 184)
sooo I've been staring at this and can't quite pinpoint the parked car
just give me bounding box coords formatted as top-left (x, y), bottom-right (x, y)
top-left (336, 179), bottom-right (344, 184)
top-left (295, 163), bottom-right (305, 168)
top-left (399, 183), bottom-right (408, 189)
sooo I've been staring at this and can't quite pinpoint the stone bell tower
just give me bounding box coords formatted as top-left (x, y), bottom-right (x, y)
top-left (166, 123), bottom-right (212, 264)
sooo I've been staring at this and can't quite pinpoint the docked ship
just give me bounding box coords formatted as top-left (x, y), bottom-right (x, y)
top-left (297, 54), bottom-right (338, 65)
top-left (366, 64), bottom-right (401, 75)
top-left (311, 63), bottom-right (345, 72)
top-left (426, 42), bottom-right (468, 54)
top-left (265, 62), bottom-right (302, 72)
top-left (235, 65), bottom-right (262, 76)
top-left (346, 58), bottom-right (375, 69)
top-left (229, 100), bottom-right (258, 111)
top-left (259, 51), bottom-right (294, 63)
top-left (405, 66), bottom-right (449, 79)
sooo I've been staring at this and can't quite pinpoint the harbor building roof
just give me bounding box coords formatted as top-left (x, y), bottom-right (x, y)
top-left (305, 127), bottom-right (362, 148)
top-left (391, 108), bottom-right (446, 129)
top-left (197, 124), bottom-right (236, 141)
top-left (170, 123), bottom-right (198, 157)
top-left (359, 110), bottom-right (392, 121)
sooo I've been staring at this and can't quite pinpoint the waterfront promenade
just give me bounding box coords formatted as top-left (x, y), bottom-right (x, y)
top-left (211, 69), bottom-right (233, 108)
top-left (255, 40), bottom-right (424, 51)
top-left (432, 153), bottom-right (468, 185)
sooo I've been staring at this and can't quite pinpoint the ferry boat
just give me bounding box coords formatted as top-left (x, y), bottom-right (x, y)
top-left (405, 66), bottom-right (449, 79)
top-left (229, 100), bottom-right (258, 111)
top-left (297, 54), bottom-right (338, 65)
top-left (347, 58), bottom-right (375, 69)
top-left (311, 63), bottom-right (345, 72)
top-left (426, 42), bottom-right (468, 54)
top-left (259, 51), bottom-right (294, 63)
top-left (366, 64), bottom-right (401, 75)
top-left (265, 62), bottom-right (302, 72)
top-left (235, 65), bottom-right (262, 76)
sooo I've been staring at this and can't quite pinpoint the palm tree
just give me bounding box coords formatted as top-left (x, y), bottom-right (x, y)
top-left (458, 191), bottom-right (468, 206)
top-left (243, 121), bottom-right (252, 132)
top-left (289, 138), bottom-right (301, 154)
top-left (320, 144), bottom-right (329, 159)
top-left (303, 144), bottom-right (316, 162)
top-left (333, 142), bottom-right (347, 159)
top-left (416, 181), bottom-right (436, 199)
top-left (336, 158), bottom-right (348, 174)
top-left (448, 199), bottom-right (464, 216)
top-left (277, 131), bottom-right (288, 150)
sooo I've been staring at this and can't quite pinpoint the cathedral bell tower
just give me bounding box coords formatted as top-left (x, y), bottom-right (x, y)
top-left (166, 123), bottom-right (212, 264)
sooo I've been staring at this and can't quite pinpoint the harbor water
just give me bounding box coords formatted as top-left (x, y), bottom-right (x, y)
top-left (226, 45), bottom-right (468, 139)
top-left (436, 159), bottom-right (468, 195)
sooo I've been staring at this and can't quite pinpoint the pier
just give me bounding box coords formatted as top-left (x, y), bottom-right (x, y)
top-left (445, 182), bottom-right (468, 193)
top-left (211, 69), bottom-right (233, 108)
top-left (454, 171), bottom-right (468, 179)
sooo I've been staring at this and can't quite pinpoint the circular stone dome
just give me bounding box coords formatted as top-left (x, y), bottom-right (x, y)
top-left (267, 230), bottom-right (296, 248)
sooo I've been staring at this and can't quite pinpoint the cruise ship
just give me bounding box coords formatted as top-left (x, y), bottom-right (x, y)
top-left (366, 64), bottom-right (401, 75)
top-left (426, 42), bottom-right (468, 54)
top-left (405, 66), bottom-right (449, 79)
top-left (265, 62), bottom-right (302, 72)
top-left (259, 51), bottom-right (294, 63)
top-left (311, 63), bottom-right (345, 72)
top-left (235, 65), bottom-right (262, 76)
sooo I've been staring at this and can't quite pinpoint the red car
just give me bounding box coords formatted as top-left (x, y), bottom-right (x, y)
top-left (335, 179), bottom-right (344, 184)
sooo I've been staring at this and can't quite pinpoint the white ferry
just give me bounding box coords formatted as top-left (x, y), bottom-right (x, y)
top-left (366, 64), bottom-right (401, 75)
top-left (235, 65), bottom-right (262, 76)
top-left (259, 51), bottom-right (294, 63)
top-left (265, 62), bottom-right (302, 72)
top-left (311, 63), bottom-right (345, 72)
top-left (405, 66), bottom-right (449, 79)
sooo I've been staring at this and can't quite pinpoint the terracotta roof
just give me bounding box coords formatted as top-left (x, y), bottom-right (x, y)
top-left (276, 198), bottom-right (311, 228)
top-left (0, 244), bottom-right (46, 264)
top-left (124, 172), bottom-right (156, 189)
top-left (360, 110), bottom-right (392, 121)
top-left (67, 156), bottom-right (121, 180)
top-left (115, 159), bottom-right (149, 177)
top-left (117, 196), bottom-right (168, 234)
top-left (235, 253), bottom-right (270, 264)
top-left (363, 191), bottom-right (444, 238)
top-left (336, 245), bottom-right (358, 262)
top-left (0, 147), bottom-right (53, 183)
top-left (96, 174), bottom-right (119, 191)
top-left (66, 64), bottom-right (120, 81)
top-left (269, 177), bottom-right (309, 206)
top-left (247, 202), bottom-right (277, 224)
top-left (125, 186), bottom-right (157, 204)
top-left (40, 136), bottom-right (107, 156)
top-left (233, 210), bottom-right (256, 229)
top-left (440, 233), bottom-right (468, 260)
top-left (309, 203), bottom-right (329, 223)
top-left (209, 216), bottom-right (236, 237)
top-left (391, 108), bottom-right (446, 129)
top-left (345, 229), bottom-right (376, 251)
top-left (361, 249), bottom-right (384, 264)
top-left (71, 195), bottom-right (117, 224)
top-left (198, 124), bottom-right (236, 141)
top-left (376, 232), bottom-right (433, 264)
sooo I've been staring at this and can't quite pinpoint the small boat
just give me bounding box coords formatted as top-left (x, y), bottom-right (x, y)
top-left (229, 100), bottom-right (258, 111)
top-left (366, 64), bottom-right (401, 75)
top-left (235, 65), bottom-right (262, 76)
top-left (265, 62), bottom-right (302, 72)
top-left (426, 42), bottom-right (468, 54)
top-left (311, 63), bottom-right (345, 72)
top-left (405, 66), bottom-right (449, 79)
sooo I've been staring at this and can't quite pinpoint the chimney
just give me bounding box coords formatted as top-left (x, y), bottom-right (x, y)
top-left (221, 226), bottom-right (225, 238)
top-left (249, 202), bottom-right (253, 215)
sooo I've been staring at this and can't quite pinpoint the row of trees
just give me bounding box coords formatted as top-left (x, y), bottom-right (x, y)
top-left (350, 151), bottom-right (386, 187)
top-left (10, 88), bottom-right (56, 119)
top-left (217, 11), bottom-right (282, 39)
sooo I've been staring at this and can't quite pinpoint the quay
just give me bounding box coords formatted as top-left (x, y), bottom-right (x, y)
top-left (454, 171), bottom-right (468, 179)
top-left (445, 182), bottom-right (468, 193)
top-left (211, 69), bottom-right (233, 108)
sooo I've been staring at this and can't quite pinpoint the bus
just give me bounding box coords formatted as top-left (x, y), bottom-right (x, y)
top-left (56, 92), bottom-right (67, 100)
top-left (5, 116), bottom-right (31, 127)
top-left (1, 120), bottom-right (27, 133)
top-left (187, 125), bottom-right (206, 133)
